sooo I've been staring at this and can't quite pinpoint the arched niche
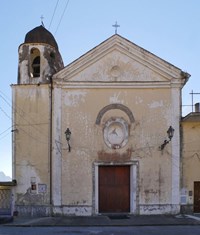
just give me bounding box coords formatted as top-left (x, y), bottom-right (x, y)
top-left (95, 103), bottom-right (134, 125)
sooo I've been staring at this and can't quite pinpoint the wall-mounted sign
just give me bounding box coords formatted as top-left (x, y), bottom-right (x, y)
top-left (38, 184), bottom-right (47, 193)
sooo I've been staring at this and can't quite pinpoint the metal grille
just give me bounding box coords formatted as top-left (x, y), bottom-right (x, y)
top-left (0, 189), bottom-right (11, 215)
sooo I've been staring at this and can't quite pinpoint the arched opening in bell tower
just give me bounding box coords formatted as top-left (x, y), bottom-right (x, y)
top-left (30, 48), bottom-right (40, 77)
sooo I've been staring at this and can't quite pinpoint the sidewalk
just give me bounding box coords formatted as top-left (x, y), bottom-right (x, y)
top-left (1, 214), bottom-right (200, 227)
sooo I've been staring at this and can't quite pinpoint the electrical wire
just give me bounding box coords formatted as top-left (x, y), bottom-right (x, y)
top-left (0, 106), bottom-right (11, 120)
top-left (49, 0), bottom-right (60, 30)
top-left (0, 90), bottom-right (48, 139)
top-left (54, 0), bottom-right (70, 35)
top-left (1, 90), bottom-right (200, 157)
top-left (0, 90), bottom-right (50, 146)
top-left (0, 93), bottom-right (12, 108)
top-left (0, 92), bottom-right (48, 143)
top-left (0, 131), bottom-right (11, 140)
top-left (19, 127), bottom-right (49, 145)
top-left (0, 126), bottom-right (12, 136)
top-left (0, 89), bottom-right (52, 146)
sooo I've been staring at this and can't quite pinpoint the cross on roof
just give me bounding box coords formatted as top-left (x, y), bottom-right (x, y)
top-left (40, 15), bottom-right (44, 27)
top-left (112, 21), bottom-right (120, 34)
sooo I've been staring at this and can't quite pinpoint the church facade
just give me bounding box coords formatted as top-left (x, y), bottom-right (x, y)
top-left (12, 25), bottom-right (190, 216)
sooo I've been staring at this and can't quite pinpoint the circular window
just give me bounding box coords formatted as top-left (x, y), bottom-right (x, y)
top-left (103, 117), bottom-right (129, 149)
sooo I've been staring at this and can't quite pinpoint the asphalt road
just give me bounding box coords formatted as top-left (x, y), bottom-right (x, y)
top-left (1, 225), bottom-right (200, 235)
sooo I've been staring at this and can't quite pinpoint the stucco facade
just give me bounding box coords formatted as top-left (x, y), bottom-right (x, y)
top-left (12, 85), bottom-right (51, 215)
top-left (12, 26), bottom-right (190, 216)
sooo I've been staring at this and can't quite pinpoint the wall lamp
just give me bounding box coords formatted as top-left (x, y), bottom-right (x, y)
top-left (159, 126), bottom-right (175, 151)
top-left (65, 128), bottom-right (71, 152)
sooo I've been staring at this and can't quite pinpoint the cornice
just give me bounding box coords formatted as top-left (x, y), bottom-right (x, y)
top-left (54, 81), bottom-right (183, 89)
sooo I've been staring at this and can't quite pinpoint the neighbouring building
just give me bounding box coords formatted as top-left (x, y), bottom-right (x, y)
top-left (11, 25), bottom-right (191, 216)
top-left (0, 181), bottom-right (16, 216)
top-left (181, 103), bottom-right (200, 214)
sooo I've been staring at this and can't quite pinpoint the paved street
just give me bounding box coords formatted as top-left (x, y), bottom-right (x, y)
top-left (1, 226), bottom-right (200, 235)
top-left (1, 214), bottom-right (200, 234)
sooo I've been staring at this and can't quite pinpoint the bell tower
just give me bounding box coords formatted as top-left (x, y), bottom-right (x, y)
top-left (18, 25), bottom-right (64, 84)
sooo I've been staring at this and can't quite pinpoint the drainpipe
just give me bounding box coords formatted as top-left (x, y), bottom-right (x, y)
top-left (49, 76), bottom-right (53, 210)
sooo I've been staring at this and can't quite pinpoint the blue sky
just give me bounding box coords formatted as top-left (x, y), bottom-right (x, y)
top-left (1, 0), bottom-right (200, 177)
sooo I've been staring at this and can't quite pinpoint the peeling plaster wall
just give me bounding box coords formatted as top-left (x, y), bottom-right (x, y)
top-left (57, 86), bottom-right (177, 215)
top-left (13, 85), bottom-right (50, 213)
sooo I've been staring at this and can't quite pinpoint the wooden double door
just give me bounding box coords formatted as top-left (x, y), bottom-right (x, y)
top-left (99, 165), bottom-right (130, 213)
top-left (194, 181), bottom-right (200, 213)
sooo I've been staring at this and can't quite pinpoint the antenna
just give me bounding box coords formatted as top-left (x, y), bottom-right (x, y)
top-left (189, 90), bottom-right (200, 112)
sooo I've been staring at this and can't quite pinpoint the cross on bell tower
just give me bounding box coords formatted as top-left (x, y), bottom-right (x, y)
top-left (40, 15), bottom-right (44, 27)
top-left (112, 21), bottom-right (120, 34)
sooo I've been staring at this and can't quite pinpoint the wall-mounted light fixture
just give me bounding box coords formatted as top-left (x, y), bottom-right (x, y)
top-left (65, 128), bottom-right (71, 152)
top-left (159, 126), bottom-right (175, 150)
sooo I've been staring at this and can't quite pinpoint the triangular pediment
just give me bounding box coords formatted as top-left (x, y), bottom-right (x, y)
top-left (53, 34), bottom-right (189, 85)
